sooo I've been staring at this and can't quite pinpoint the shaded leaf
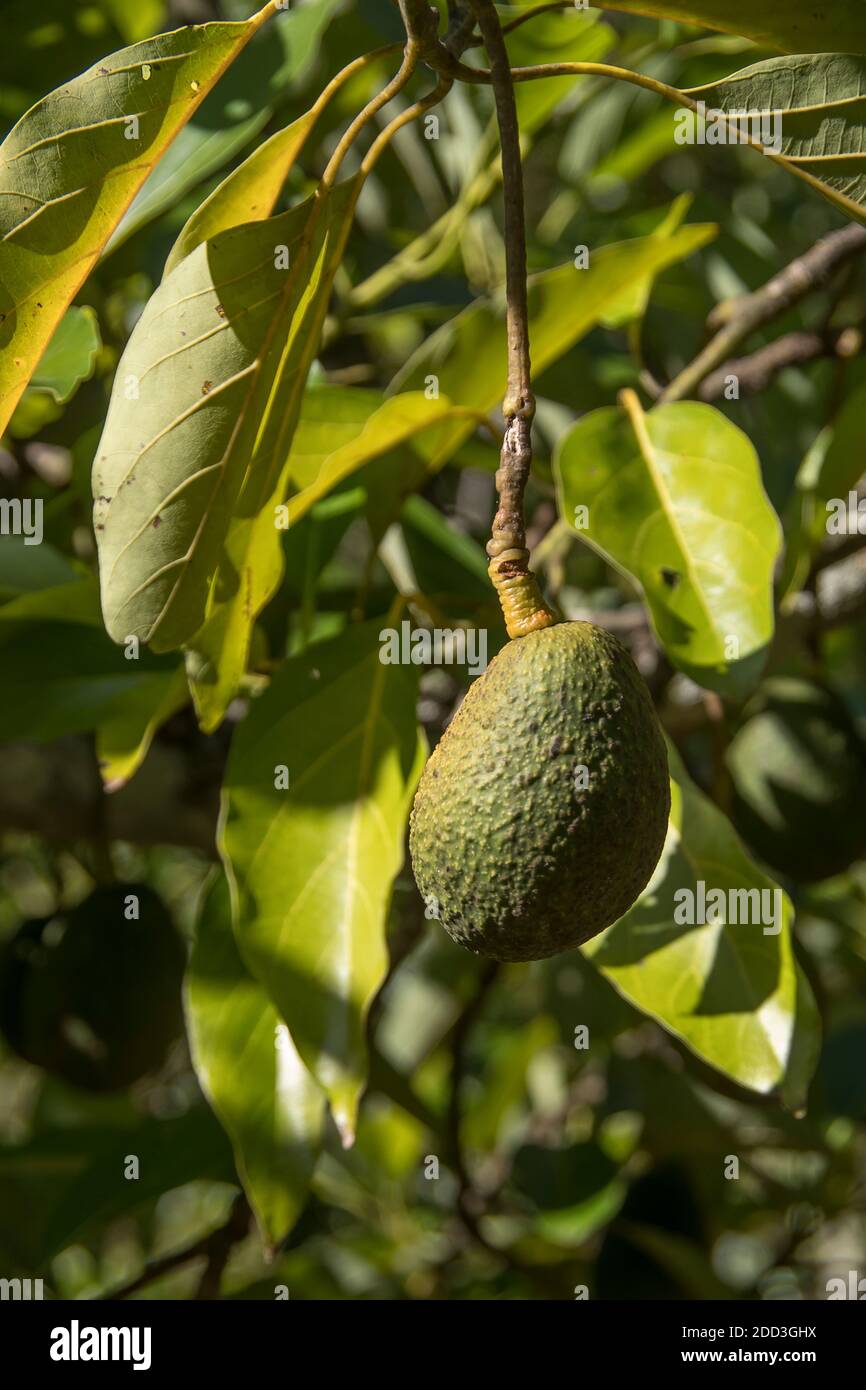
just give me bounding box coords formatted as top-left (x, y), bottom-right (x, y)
top-left (94, 174), bottom-right (361, 668)
top-left (584, 744), bottom-right (821, 1108)
top-left (0, 7), bottom-right (273, 434)
top-left (186, 874), bottom-right (325, 1250)
top-left (554, 394), bottom-right (780, 697)
top-left (29, 306), bottom-right (101, 403)
top-left (593, 1), bottom-right (866, 56)
top-left (0, 578), bottom-right (181, 743)
top-left (220, 619), bottom-right (426, 1145)
top-left (685, 54), bottom-right (866, 225)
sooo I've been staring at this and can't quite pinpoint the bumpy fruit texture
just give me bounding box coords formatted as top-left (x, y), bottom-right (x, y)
top-left (727, 677), bottom-right (866, 883)
top-left (410, 622), bottom-right (670, 962)
top-left (0, 883), bottom-right (185, 1091)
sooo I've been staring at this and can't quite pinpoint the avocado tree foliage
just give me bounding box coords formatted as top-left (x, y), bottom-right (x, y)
top-left (1, 0), bottom-right (866, 1299)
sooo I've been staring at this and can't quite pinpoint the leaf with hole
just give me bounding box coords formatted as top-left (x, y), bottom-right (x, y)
top-left (554, 395), bottom-right (780, 697)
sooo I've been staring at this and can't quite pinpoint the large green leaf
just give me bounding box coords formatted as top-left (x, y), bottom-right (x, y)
top-left (390, 219), bottom-right (716, 467)
top-left (554, 395), bottom-right (780, 697)
top-left (94, 174), bottom-right (361, 663)
top-left (684, 55), bottom-right (866, 225)
top-left (186, 874), bottom-right (325, 1251)
top-left (584, 745), bottom-right (821, 1109)
top-left (0, 5), bottom-right (274, 435)
top-left (593, 1), bottom-right (866, 55)
top-left (220, 620), bottom-right (426, 1146)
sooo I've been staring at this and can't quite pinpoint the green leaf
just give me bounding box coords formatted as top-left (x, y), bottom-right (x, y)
top-left (584, 744), bottom-right (821, 1109)
top-left (94, 174), bottom-right (361, 670)
top-left (220, 619), bottom-right (426, 1145)
top-left (554, 394), bottom-right (780, 697)
top-left (96, 662), bottom-right (188, 790)
top-left (164, 108), bottom-right (319, 278)
top-left (593, 1), bottom-right (866, 56)
top-left (29, 306), bottom-right (101, 403)
top-left (684, 55), bottom-right (866, 225)
top-left (390, 221), bottom-right (717, 468)
top-left (781, 380), bottom-right (866, 596)
top-left (0, 6), bottom-right (274, 435)
top-left (600, 195), bottom-right (693, 329)
top-left (0, 578), bottom-right (182, 743)
top-left (107, 0), bottom-right (342, 253)
top-left (186, 873), bottom-right (325, 1251)
top-left (287, 390), bottom-right (461, 526)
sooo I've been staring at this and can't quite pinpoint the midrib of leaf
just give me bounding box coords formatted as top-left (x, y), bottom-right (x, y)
top-left (623, 401), bottom-right (722, 652)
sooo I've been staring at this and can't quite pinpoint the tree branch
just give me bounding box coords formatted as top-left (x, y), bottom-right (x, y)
top-left (697, 325), bottom-right (863, 401)
top-left (659, 225), bottom-right (866, 404)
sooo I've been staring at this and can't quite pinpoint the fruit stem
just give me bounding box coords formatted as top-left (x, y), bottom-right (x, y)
top-left (469, 0), bottom-right (557, 639)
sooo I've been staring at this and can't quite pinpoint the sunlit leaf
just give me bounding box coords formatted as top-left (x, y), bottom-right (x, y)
top-left (94, 175), bottom-right (360, 665)
top-left (584, 744), bottom-right (821, 1109)
top-left (0, 5), bottom-right (274, 434)
top-left (555, 394), bottom-right (780, 696)
top-left (186, 874), bottom-right (325, 1251)
top-left (220, 620), bottom-right (426, 1145)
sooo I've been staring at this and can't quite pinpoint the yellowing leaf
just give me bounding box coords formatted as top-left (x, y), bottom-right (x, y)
top-left (0, 5), bottom-right (275, 434)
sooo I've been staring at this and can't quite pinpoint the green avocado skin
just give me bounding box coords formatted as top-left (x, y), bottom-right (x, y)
top-left (727, 677), bottom-right (866, 883)
top-left (410, 622), bottom-right (670, 962)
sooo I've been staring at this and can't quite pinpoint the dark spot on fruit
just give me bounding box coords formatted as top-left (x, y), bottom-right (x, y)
top-left (661, 567), bottom-right (681, 589)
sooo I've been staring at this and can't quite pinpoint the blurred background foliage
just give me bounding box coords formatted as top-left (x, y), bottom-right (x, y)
top-left (0, 0), bottom-right (865, 1300)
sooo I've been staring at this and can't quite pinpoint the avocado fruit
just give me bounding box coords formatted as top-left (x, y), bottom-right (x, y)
top-left (726, 677), bottom-right (866, 883)
top-left (410, 621), bottom-right (670, 961)
top-left (0, 883), bottom-right (185, 1091)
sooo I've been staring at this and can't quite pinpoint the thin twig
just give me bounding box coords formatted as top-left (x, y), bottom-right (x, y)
top-left (100, 1194), bottom-right (251, 1301)
top-left (470, 0), bottom-right (557, 637)
top-left (697, 326), bottom-right (863, 401)
top-left (660, 225), bottom-right (866, 403)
